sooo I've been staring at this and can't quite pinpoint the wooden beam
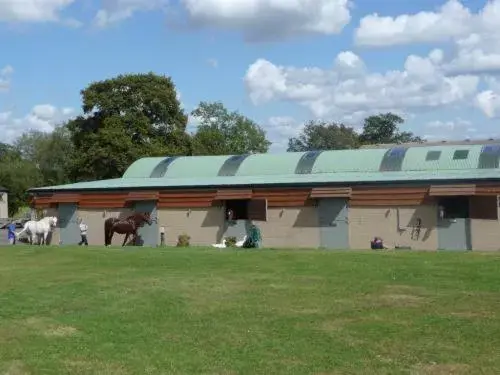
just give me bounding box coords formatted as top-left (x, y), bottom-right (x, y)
top-left (310, 187), bottom-right (351, 198)
top-left (49, 193), bottom-right (80, 203)
top-left (429, 184), bottom-right (476, 196)
top-left (125, 191), bottom-right (159, 201)
top-left (215, 189), bottom-right (252, 200)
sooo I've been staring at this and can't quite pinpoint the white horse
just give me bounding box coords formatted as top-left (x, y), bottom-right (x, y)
top-left (16, 216), bottom-right (58, 245)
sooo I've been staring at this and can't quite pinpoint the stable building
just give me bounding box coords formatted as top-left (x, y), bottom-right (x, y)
top-left (28, 141), bottom-right (500, 251)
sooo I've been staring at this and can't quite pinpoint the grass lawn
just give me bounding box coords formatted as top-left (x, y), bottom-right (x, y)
top-left (1, 247), bottom-right (500, 374)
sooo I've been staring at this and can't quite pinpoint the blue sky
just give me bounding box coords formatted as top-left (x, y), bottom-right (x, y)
top-left (1, 0), bottom-right (499, 151)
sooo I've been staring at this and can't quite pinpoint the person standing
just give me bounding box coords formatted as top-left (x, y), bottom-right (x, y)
top-left (7, 220), bottom-right (16, 245)
top-left (78, 219), bottom-right (88, 246)
top-left (160, 226), bottom-right (165, 246)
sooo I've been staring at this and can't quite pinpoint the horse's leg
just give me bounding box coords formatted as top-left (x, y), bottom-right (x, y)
top-left (132, 230), bottom-right (138, 246)
top-left (122, 233), bottom-right (129, 247)
top-left (43, 232), bottom-right (48, 246)
top-left (104, 226), bottom-right (110, 246)
top-left (108, 230), bottom-right (114, 247)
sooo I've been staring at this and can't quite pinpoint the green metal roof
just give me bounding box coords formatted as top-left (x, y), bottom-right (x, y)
top-left (235, 153), bottom-right (305, 176)
top-left (28, 143), bottom-right (500, 192)
top-left (122, 157), bottom-right (165, 178)
top-left (29, 169), bottom-right (500, 192)
top-left (312, 149), bottom-right (388, 173)
top-left (163, 156), bottom-right (232, 178)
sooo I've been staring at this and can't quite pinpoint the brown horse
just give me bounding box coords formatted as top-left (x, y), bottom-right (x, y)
top-left (104, 212), bottom-right (154, 247)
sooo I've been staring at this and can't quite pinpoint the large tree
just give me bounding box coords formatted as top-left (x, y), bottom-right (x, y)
top-left (287, 120), bottom-right (359, 152)
top-left (359, 113), bottom-right (423, 145)
top-left (67, 72), bottom-right (189, 181)
top-left (15, 126), bottom-right (73, 186)
top-left (0, 150), bottom-right (43, 217)
top-left (191, 101), bottom-right (270, 155)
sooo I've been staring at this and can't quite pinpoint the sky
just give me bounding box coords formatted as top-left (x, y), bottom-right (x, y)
top-left (1, 0), bottom-right (500, 152)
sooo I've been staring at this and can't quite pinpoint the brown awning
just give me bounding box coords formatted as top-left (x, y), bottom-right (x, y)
top-left (49, 193), bottom-right (80, 203)
top-left (215, 189), bottom-right (252, 200)
top-left (309, 187), bottom-right (352, 198)
top-left (429, 184), bottom-right (476, 196)
top-left (125, 192), bottom-right (159, 201)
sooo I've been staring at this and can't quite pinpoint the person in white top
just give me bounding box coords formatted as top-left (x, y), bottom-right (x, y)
top-left (78, 219), bottom-right (88, 246)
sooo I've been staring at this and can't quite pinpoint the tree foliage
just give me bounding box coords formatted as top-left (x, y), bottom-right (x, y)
top-left (287, 120), bottom-right (359, 152)
top-left (14, 126), bottom-right (73, 186)
top-left (191, 102), bottom-right (270, 155)
top-left (359, 113), bottom-right (423, 145)
top-left (67, 72), bottom-right (189, 181)
top-left (0, 148), bottom-right (43, 217)
top-left (287, 112), bottom-right (422, 151)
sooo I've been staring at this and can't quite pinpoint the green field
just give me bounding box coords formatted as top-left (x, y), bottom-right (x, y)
top-left (1, 247), bottom-right (500, 374)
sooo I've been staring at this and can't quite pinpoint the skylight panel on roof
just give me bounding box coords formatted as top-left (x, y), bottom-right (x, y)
top-left (453, 150), bottom-right (469, 160)
top-left (425, 150), bottom-right (441, 161)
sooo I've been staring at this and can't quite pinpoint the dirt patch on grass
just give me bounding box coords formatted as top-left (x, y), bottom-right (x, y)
top-left (24, 317), bottom-right (79, 338)
top-left (449, 311), bottom-right (495, 319)
top-left (178, 278), bottom-right (250, 312)
top-left (321, 315), bottom-right (385, 332)
top-left (411, 363), bottom-right (471, 375)
top-left (44, 325), bottom-right (78, 337)
top-left (367, 285), bottom-right (429, 308)
top-left (64, 359), bottom-right (130, 375)
top-left (2, 361), bottom-right (30, 375)
top-left (321, 318), bottom-right (358, 332)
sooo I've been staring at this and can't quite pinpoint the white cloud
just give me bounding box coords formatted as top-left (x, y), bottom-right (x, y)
top-left (355, 1), bottom-right (500, 76)
top-left (264, 116), bottom-right (302, 151)
top-left (181, 0), bottom-right (351, 41)
top-left (0, 105), bottom-right (75, 144)
top-left (355, 0), bottom-right (472, 47)
top-left (93, 0), bottom-right (168, 28)
top-left (0, 65), bottom-right (13, 92)
top-left (423, 117), bottom-right (482, 141)
top-left (474, 77), bottom-right (500, 118)
top-left (0, 0), bottom-right (76, 23)
top-left (2, 0), bottom-right (351, 40)
top-left (207, 58), bottom-right (218, 68)
top-left (244, 50), bottom-right (479, 118)
top-left (475, 90), bottom-right (500, 118)
top-left (268, 115), bottom-right (303, 138)
top-left (426, 117), bottom-right (475, 131)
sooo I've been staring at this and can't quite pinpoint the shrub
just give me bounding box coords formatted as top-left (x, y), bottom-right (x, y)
top-left (225, 236), bottom-right (237, 247)
top-left (177, 233), bottom-right (190, 247)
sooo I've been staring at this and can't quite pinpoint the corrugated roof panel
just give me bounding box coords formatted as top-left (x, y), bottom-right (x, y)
top-left (478, 144), bottom-right (500, 169)
top-left (149, 156), bottom-right (181, 177)
top-left (161, 155), bottom-right (231, 179)
top-left (312, 148), bottom-right (387, 173)
top-left (218, 154), bottom-right (251, 176)
top-left (29, 168), bottom-right (500, 192)
top-left (235, 152), bottom-right (306, 176)
top-left (122, 157), bottom-right (165, 178)
top-left (402, 145), bottom-right (483, 171)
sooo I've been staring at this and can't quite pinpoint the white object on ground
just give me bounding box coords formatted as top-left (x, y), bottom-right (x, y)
top-left (235, 235), bottom-right (247, 247)
top-left (212, 239), bottom-right (227, 248)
